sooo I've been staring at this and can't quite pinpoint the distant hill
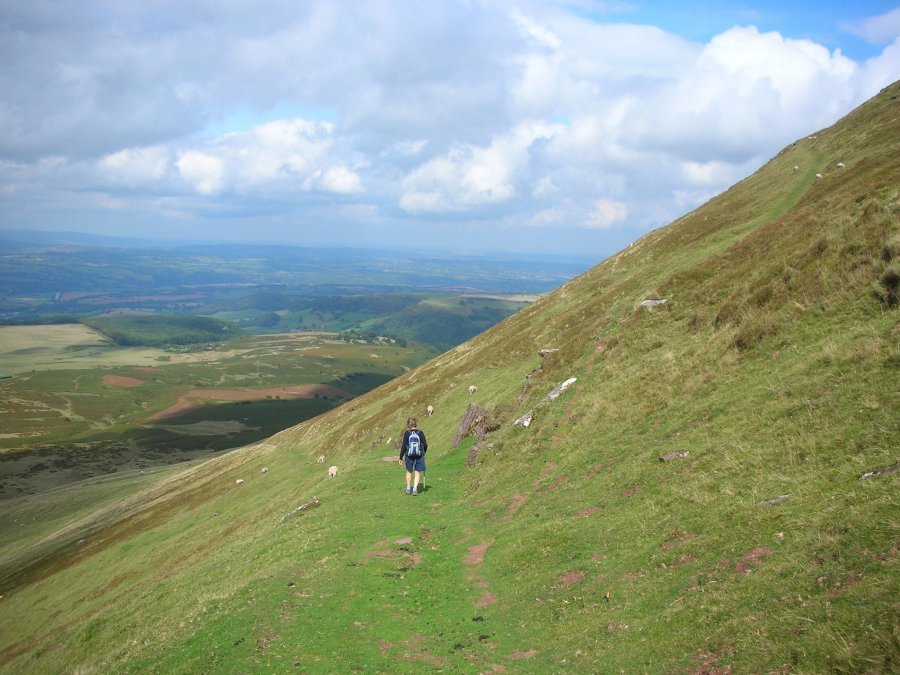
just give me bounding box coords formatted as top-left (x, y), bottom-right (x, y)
top-left (0, 82), bottom-right (897, 672)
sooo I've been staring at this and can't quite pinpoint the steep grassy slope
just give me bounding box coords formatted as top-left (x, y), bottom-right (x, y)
top-left (0, 83), bottom-right (897, 673)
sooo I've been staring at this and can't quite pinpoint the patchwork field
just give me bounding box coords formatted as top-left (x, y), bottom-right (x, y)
top-left (0, 324), bottom-right (265, 376)
top-left (0, 329), bottom-right (433, 499)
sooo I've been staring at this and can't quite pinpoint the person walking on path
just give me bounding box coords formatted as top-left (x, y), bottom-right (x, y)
top-left (399, 417), bottom-right (427, 495)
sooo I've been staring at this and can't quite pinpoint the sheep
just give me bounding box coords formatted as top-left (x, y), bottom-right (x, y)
top-left (261, 467), bottom-right (269, 473)
top-left (837, 162), bottom-right (845, 169)
top-left (317, 455), bottom-right (325, 463)
top-left (427, 405), bottom-right (433, 416)
top-left (235, 479), bottom-right (245, 485)
top-left (815, 173), bottom-right (823, 179)
top-left (468, 385), bottom-right (478, 395)
top-left (793, 165), bottom-right (799, 172)
top-left (328, 465), bottom-right (338, 478)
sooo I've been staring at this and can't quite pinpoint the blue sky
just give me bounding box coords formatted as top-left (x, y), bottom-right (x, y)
top-left (0, 1), bottom-right (898, 262)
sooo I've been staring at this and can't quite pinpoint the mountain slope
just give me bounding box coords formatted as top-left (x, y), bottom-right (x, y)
top-left (1, 82), bottom-right (898, 673)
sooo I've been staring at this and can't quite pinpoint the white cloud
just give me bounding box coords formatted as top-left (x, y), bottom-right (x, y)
top-left (528, 207), bottom-right (565, 226)
top-left (621, 26), bottom-right (861, 163)
top-left (680, 160), bottom-right (734, 186)
top-left (176, 151), bottom-right (226, 196)
top-left (320, 165), bottom-right (363, 194)
top-left (843, 7), bottom-right (900, 44)
top-left (99, 146), bottom-right (170, 184)
top-left (400, 121), bottom-right (563, 213)
top-left (585, 198), bottom-right (628, 229)
top-left (392, 140), bottom-right (428, 157)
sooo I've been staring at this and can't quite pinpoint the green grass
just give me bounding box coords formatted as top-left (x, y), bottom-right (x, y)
top-left (0, 82), bottom-right (898, 673)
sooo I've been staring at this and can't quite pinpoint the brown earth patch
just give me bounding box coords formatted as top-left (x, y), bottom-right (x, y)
top-left (589, 461), bottom-right (613, 477)
top-left (369, 549), bottom-right (398, 558)
top-left (547, 476), bottom-right (568, 492)
top-left (465, 542), bottom-right (492, 566)
top-left (102, 375), bottom-right (144, 388)
top-left (149, 384), bottom-right (353, 420)
top-left (619, 485), bottom-right (642, 498)
top-left (865, 545), bottom-right (899, 563)
top-left (574, 506), bottom-right (600, 519)
top-left (398, 635), bottom-right (450, 667)
top-left (503, 494), bottom-right (528, 521)
top-left (550, 434), bottom-right (565, 449)
top-left (688, 651), bottom-right (733, 674)
top-left (536, 461), bottom-right (556, 483)
top-left (735, 547), bottom-right (773, 575)
top-left (828, 572), bottom-right (862, 597)
top-left (662, 530), bottom-right (697, 549)
top-left (509, 649), bottom-right (538, 660)
top-left (662, 555), bottom-right (698, 570)
top-left (476, 592), bottom-right (498, 607)
top-left (555, 571), bottom-right (585, 589)
top-left (622, 571), bottom-right (646, 580)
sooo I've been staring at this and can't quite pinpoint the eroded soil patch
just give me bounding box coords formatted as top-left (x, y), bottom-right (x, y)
top-left (149, 384), bottom-right (353, 420)
top-left (101, 375), bottom-right (144, 388)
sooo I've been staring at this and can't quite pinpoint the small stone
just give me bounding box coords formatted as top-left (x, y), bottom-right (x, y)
top-left (541, 378), bottom-right (577, 403)
top-left (660, 450), bottom-right (688, 462)
top-left (760, 494), bottom-right (790, 506)
top-left (860, 463), bottom-right (899, 480)
top-left (514, 410), bottom-right (534, 427)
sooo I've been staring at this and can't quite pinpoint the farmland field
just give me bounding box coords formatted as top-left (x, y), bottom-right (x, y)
top-left (0, 324), bottom-right (264, 376)
top-left (0, 329), bottom-right (432, 499)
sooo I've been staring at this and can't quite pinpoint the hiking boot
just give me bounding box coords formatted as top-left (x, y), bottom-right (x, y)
top-left (405, 487), bottom-right (412, 495)
top-left (411, 488), bottom-right (418, 496)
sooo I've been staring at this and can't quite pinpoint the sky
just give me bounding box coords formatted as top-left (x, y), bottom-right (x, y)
top-left (1, 1), bottom-right (899, 262)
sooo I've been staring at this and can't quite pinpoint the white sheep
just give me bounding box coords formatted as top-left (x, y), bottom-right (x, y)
top-left (815, 173), bottom-right (823, 179)
top-left (328, 465), bottom-right (338, 478)
top-left (793, 165), bottom-right (799, 172)
top-left (261, 467), bottom-right (269, 473)
top-left (468, 385), bottom-right (478, 395)
top-left (427, 405), bottom-right (433, 416)
top-left (235, 479), bottom-right (245, 485)
top-left (317, 455), bottom-right (325, 463)
top-left (837, 162), bottom-right (845, 169)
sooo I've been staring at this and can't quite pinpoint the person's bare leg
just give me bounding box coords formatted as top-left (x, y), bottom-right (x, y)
top-left (413, 470), bottom-right (420, 492)
top-left (406, 470), bottom-right (412, 489)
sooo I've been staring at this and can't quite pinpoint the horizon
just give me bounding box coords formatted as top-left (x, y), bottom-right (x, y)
top-left (0, 227), bottom-right (598, 267)
top-left (1, 1), bottom-right (899, 259)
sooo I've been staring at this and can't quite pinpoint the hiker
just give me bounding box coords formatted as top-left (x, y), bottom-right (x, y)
top-left (399, 416), bottom-right (427, 495)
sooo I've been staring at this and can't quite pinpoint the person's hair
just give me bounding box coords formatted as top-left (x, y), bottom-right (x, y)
top-left (407, 417), bottom-right (417, 429)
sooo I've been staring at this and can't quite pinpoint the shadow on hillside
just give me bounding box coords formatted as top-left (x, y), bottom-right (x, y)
top-left (0, 397), bottom-right (342, 500)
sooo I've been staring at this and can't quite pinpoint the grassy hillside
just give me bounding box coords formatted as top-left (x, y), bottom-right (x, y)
top-left (1, 82), bottom-right (898, 673)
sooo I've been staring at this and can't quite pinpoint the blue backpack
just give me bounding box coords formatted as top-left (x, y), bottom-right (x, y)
top-left (407, 430), bottom-right (423, 458)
